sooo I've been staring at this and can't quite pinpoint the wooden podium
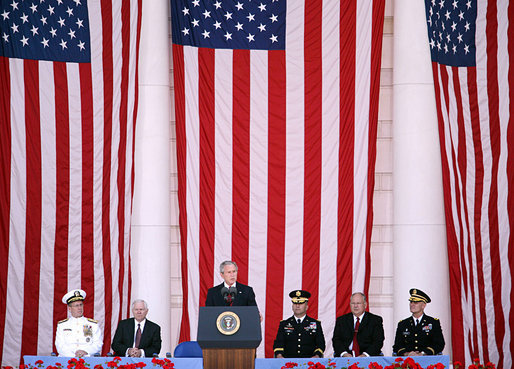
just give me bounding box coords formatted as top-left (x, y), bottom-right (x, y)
top-left (197, 306), bottom-right (261, 369)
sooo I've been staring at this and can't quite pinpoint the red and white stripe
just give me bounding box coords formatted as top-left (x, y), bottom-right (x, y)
top-left (0, 0), bottom-right (142, 366)
top-left (173, 0), bottom-right (384, 358)
top-left (431, 1), bottom-right (513, 367)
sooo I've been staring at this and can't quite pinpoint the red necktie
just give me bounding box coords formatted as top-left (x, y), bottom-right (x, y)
top-left (352, 317), bottom-right (360, 356)
top-left (226, 285), bottom-right (234, 306)
top-left (135, 323), bottom-right (141, 347)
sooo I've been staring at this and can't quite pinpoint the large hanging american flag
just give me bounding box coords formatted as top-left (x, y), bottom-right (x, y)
top-left (0, 0), bottom-right (142, 365)
top-left (171, 0), bottom-right (384, 357)
top-left (424, 0), bottom-right (513, 367)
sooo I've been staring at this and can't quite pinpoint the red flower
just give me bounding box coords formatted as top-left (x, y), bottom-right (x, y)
top-left (369, 362), bottom-right (383, 369)
top-left (135, 362), bottom-right (146, 368)
top-left (468, 365), bottom-right (478, 369)
top-left (453, 361), bottom-right (463, 369)
top-left (348, 363), bottom-right (361, 369)
top-left (113, 358), bottom-right (121, 362)
top-left (281, 362), bottom-right (298, 369)
top-left (106, 361), bottom-right (118, 368)
top-left (94, 365), bottom-right (104, 369)
top-left (35, 360), bottom-right (44, 366)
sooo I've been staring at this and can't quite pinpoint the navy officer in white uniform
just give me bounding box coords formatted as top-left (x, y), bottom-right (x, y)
top-left (55, 289), bottom-right (103, 357)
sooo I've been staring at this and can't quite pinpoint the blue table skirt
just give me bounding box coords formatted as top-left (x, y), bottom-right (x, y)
top-left (255, 355), bottom-right (450, 369)
top-left (23, 356), bottom-right (203, 369)
top-left (24, 355), bottom-right (449, 369)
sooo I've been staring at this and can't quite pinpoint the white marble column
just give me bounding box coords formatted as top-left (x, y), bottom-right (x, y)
top-left (131, 0), bottom-right (171, 356)
top-left (392, 0), bottom-right (451, 355)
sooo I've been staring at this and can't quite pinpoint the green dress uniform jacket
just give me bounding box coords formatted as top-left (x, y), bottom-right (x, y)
top-left (393, 314), bottom-right (445, 355)
top-left (273, 315), bottom-right (325, 358)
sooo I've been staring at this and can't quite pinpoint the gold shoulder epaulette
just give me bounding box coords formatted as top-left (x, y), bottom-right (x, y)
top-left (58, 318), bottom-right (69, 324)
top-left (87, 318), bottom-right (98, 323)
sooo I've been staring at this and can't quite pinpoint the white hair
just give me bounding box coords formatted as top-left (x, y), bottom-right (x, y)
top-left (132, 299), bottom-right (148, 309)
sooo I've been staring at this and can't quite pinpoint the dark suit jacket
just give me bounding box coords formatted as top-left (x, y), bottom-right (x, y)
top-left (332, 312), bottom-right (385, 356)
top-left (111, 318), bottom-right (162, 357)
top-left (205, 282), bottom-right (257, 306)
top-left (393, 314), bottom-right (444, 355)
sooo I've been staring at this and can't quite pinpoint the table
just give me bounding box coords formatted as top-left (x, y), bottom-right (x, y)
top-left (25, 355), bottom-right (450, 369)
top-left (255, 355), bottom-right (450, 369)
top-left (23, 356), bottom-right (203, 369)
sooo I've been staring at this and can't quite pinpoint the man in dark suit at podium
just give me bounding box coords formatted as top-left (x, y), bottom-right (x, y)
top-left (205, 260), bottom-right (257, 306)
top-left (332, 292), bottom-right (384, 357)
top-left (111, 299), bottom-right (162, 357)
top-left (273, 290), bottom-right (325, 358)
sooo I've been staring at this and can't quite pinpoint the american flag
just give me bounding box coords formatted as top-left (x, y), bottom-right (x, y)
top-left (0, 0), bottom-right (142, 365)
top-left (171, 0), bottom-right (385, 357)
top-left (424, 0), bottom-right (513, 367)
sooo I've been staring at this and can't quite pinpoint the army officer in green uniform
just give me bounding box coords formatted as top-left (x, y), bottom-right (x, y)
top-left (393, 288), bottom-right (445, 356)
top-left (273, 290), bottom-right (325, 358)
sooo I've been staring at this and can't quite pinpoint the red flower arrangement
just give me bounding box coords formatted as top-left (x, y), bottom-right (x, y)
top-left (279, 357), bottom-right (445, 369)
top-left (281, 359), bottom-right (337, 369)
top-left (453, 358), bottom-right (496, 369)
top-left (6, 356), bottom-right (175, 369)
top-left (282, 363), bottom-right (299, 369)
top-left (382, 357), bottom-right (426, 369)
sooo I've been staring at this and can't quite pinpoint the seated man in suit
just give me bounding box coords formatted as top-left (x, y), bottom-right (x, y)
top-left (111, 299), bottom-right (162, 357)
top-left (393, 288), bottom-right (445, 356)
top-left (273, 290), bottom-right (325, 358)
top-left (332, 292), bottom-right (384, 357)
top-left (56, 289), bottom-right (103, 357)
top-left (205, 260), bottom-right (257, 306)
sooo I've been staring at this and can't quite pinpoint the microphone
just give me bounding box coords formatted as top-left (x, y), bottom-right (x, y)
top-left (228, 286), bottom-right (237, 299)
top-left (221, 287), bottom-right (229, 303)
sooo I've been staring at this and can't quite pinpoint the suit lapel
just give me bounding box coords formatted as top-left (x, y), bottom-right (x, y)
top-left (139, 321), bottom-right (151, 347)
top-left (346, 314), bottom-right (354, 331)
top-left (233, 282), bottom-right (243, 306)
top-left (359, 313), bottom-right (369, 330)
top-left (127, 318), bottom-right (135, 345)
top-left (217, 283), bottom-right (226, 305)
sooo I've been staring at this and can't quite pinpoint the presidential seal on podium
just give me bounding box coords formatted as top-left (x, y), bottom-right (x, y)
top-left (216, 311), bottom-right (241, 335)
